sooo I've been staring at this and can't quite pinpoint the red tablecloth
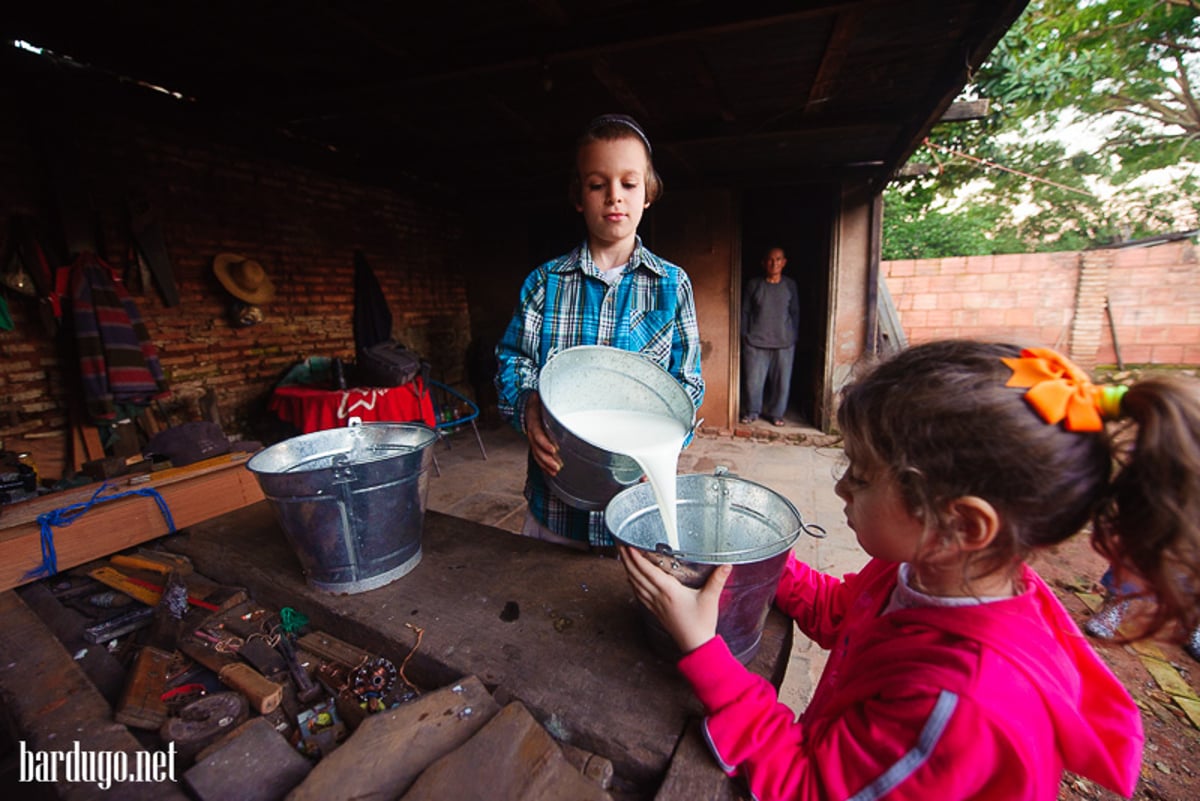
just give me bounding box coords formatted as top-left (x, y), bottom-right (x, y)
top-left (269, 380), bottom-right (436, 434)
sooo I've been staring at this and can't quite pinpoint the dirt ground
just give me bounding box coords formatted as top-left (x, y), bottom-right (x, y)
top-left (1029, 535), bottom-right (1200, 801)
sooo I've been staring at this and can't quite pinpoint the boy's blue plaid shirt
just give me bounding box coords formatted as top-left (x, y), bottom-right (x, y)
top-left (495, 239), bottom-right (705, 545)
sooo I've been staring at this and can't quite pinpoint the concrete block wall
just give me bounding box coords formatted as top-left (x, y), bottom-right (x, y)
top-left (0, 93), bottom-right (469, 464)
top-left (884, 239), bottom-right (1200, 368)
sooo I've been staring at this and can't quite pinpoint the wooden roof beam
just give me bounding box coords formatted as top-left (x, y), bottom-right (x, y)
top-left (283, 2), bottom-right (878, 112)
top-left (939, 99), bottom-right (991, 121)
top-left (591, 57), bottom-right (655, 124)
top-left (692, 50), bottom-right (737, 123)
top-left (805, 10), bottom-right (861, 114)
top-left (590, 57), bottom-right (700, 179)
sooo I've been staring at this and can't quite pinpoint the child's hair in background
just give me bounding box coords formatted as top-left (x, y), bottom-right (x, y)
top-left (569, 114), bottom-right (663, 206)
top-left (836, 339), bottom-right (1200, 639)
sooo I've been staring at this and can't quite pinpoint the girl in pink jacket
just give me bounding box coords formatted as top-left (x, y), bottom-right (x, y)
top-left (621, 340), bottom-right (1200, 800)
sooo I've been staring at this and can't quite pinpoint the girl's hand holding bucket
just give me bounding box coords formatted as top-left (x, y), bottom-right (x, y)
top-left (619, 545), bottom-right (732, 654)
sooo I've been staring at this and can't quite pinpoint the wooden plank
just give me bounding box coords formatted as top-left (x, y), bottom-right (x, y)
top-left (297, 630), bottom-right (372, 668)
top-left (290, 676), bottom-right (499, 801)
top-left (940, 99), bottom-right (991, 121)
top-left (0, 590), bottom-right (189, 800)
top-left (164, 505), bottom-right (793, 795)
top-left (15, 582), bottom-right (128, 705)
top-left (70, 421), bottom-right (89, 472)
top-left (113, 645), bottom-right (173, 730)
top-left (655, 719), bottom-right (745, 801)
top-left (81, 422), bottom-right (105, 464)
top-left (183, 717), bottom-right (311, 801)
top-left (9, 431), bottom-right (68, 486)
top-left (1, 452), bottom-right (256, 529)
top-left (398, 701), bottom-right (612, 801)
top-left (0, 455), bottom-right (264, 593)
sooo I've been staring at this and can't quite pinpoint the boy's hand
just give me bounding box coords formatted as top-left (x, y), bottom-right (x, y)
top-left (618, 545), bottom-right (731, 654)
top-left (523, 392), bottom-right (562, 475)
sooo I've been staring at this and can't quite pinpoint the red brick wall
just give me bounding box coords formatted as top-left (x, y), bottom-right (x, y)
top-left (883, 239), bottom-right (1200, 367)
top-left (1103, 242), bottom-right (1200, 365)
top-left (0, 95), bottom-right (470, 469)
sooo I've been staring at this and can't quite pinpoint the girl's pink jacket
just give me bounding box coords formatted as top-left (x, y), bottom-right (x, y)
top-left (678, 556), bottom-right (1143, 800)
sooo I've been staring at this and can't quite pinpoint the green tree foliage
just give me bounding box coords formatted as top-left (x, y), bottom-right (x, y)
top-left (884, 0), bottom-right (1200, 260)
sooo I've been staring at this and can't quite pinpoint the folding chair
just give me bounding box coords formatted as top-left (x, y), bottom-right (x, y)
top-left (426, 379), bottom-right (487, 476)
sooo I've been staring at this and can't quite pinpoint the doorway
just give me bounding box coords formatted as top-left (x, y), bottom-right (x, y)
top-left (738, 186), bottom-right (834, 426)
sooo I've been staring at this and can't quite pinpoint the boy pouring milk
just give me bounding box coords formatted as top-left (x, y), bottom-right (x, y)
top-left (494, 114), bottom-right (705, 552)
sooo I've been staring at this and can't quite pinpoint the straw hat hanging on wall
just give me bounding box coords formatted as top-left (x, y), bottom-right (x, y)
top-left (213, 253), bottom-right (276, 304)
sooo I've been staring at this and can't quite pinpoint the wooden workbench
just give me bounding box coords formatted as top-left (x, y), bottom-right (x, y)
top-left (162, 503), bottom-right (793, 799)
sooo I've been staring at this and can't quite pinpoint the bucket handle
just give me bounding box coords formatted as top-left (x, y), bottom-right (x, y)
top-left (800, 520), bottom-right (827, 539)
top-left (653, 517), bottom-right (823, 561)
top-left (331, 453), bottom-right (356, 484)
top-left (346, 416), bottom-right (426, 455)
top-left (708, 466), bottom-right (829, 542)
top-left (366, 443), bottom-right (421, 454)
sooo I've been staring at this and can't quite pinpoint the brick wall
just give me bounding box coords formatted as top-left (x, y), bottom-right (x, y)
top-left (0, 92), bottom-right (470, 473)
top-left (883, 239), bottom-right (1200, 368)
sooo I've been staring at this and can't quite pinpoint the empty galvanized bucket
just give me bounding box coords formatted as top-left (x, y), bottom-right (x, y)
top-left (246, 418), bottom-right (438, 594)
top-left (538, 346), bottom-right (696, 510)
top-left (606, 468), bottom-right (823, 663)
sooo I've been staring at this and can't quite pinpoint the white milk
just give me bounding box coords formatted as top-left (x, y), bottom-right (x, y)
top-left (556, 408), bottom-right (688, 550)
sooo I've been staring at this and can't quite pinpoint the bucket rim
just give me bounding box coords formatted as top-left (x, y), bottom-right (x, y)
top-left (605, 471), bottom-right (810, 564)
top-left (539, 346), bottom-right (695, 415)
top-left (246, 421), bottom-right (438, 475)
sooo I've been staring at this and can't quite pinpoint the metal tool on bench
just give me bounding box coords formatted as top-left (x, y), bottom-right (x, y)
top-left (84, 606), bottom-right (154, 644)
top-left (350, 656), bottom-right (397, 712)
top-left (178, 634), bottom-right (284, 715)
top-left (160, 691), bottom-right (248, 762)
top-left (277, 633), bottom-right (323, 704)
top-left (88, 565), bottom-right (219, 611)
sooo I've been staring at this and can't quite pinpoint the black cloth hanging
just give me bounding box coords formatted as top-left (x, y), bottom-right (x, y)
top-left (352, 250), bottom-right (393, 356)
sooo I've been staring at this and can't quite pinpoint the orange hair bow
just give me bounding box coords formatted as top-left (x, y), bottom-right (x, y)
top-left (1001, 348), bottom-right (1125, 432)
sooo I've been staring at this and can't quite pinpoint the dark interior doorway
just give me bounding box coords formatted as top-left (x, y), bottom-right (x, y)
top-left (739, 186), bottom-right (834, 425)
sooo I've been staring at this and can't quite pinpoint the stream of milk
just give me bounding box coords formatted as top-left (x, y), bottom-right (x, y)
top-left (556, 409), bottom-right (688, 551)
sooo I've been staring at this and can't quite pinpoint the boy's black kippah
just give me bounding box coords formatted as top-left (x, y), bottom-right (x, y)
top-left (586, 113), bottom-right (652, 155)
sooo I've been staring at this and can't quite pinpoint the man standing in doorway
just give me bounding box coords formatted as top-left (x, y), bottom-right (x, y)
top-left (741, 246), bottom-right (799, 426)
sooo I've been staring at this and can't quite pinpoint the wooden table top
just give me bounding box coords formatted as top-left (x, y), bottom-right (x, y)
top-left (166, 502), bottom-right (791, 797)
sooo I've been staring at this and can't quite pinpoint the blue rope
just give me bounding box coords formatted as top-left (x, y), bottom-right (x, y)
top-left (26, 482), bottom-right (177, 580)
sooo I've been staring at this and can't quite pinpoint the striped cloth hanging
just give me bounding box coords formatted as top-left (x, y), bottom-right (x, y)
top-left (69, 252), bottom-right (169, 422)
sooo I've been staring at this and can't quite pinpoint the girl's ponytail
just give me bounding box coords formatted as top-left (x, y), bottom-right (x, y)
top-left (1094, 377), bottom-right (1200, 639)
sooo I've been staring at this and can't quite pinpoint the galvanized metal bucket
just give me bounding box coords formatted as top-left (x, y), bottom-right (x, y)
top-left (246, 418), bottom-right (438, 594)
top-left (538, 346), bottom-right (696, 510)
top-left (606, 468), bottom-right (825, 663)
